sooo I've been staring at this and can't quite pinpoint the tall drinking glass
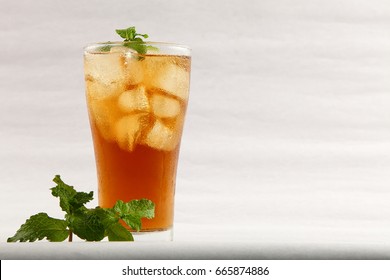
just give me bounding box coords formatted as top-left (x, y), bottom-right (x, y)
top-left (83, 42), bottom-right (191, 241)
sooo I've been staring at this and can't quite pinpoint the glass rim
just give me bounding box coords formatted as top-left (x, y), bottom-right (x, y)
top-left (84, 41), bottom-right (191, 55)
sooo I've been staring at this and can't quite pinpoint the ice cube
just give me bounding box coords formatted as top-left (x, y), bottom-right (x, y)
top-left (84, 52), bottom-right (125, 83)
top-left (114, 114), bottom-right (143, 151)
top-left (118, 86), bottom-right (149, 113)
top-left (148, 63), bottom-right (190, 101)
top-left (124, 56), bottom-right (145, 85)
top-left (111, 47), bottom-right (144, 85)
top-left (143, 119), bottom-right (179, 151)
top-left (85, 79), bottom-right (126, 101)
top-left (88, 100), bottom-right (116, 141)
top-left (150, 93), bottom-right (181, 118)
top-left (84, 52), bottom-right (127, 100)
top-left (109, 46), bottom-right (128, 53)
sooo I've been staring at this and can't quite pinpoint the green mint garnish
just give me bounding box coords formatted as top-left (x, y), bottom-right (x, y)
top-left (98, 44), bottom-right (112, 52)
top-left (99, 26), bottom-right (156, 55)
top-left (113, 199), bottom-right (155, 231)
top-left (7, 213), bottom-right (69, 242)
top-left (7, 175), bottom-right (155, 242)
top-left (116, 26), bottom-right (152, 55)
top-left (115, 26), bottom-right (149, 42)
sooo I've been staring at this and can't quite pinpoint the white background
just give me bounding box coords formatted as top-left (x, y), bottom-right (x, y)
top-left (1, 0), bottom-right (390, 258)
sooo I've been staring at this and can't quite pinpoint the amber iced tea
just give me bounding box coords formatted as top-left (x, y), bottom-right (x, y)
top-left (84, 43), bottom-right (191, 236)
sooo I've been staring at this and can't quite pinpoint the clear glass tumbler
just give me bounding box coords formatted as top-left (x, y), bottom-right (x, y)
top-left (84, 42), bottom-right (191, 241)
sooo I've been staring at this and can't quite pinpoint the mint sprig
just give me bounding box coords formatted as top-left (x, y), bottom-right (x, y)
top-left (7, 175), bottom-right (155, 242)
top-left (116, 26), bottom-right (153, 55)
top-left (115, 26), bottom-right (149, 42)
top-left (99, 26), bottom-right (157, 55)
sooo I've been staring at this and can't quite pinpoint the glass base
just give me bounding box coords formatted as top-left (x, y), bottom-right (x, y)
top-left (132, 227), bottom-right (173, 242)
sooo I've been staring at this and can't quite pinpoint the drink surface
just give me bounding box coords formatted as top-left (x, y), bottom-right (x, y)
top-left (84, 45), bottom-right (191, 230)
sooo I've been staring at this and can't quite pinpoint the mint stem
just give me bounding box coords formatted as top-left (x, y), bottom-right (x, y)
top-left (68, 230), bottom-right (73, 242)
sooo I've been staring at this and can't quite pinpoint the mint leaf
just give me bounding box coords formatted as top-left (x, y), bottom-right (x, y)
top-left (113, 199), bottom-right (155, 231)
top-left (114, 199), bottom-right (155, 219)
top-left (73, 191), bottom-right (94, 207)
top-left (116, 27), bottom-right (148, 41)
top-left (98, 45), bottom-right (112, 52)
top-left (116, 27), bottom-right (135, 41)
top-left (123, 42), bottom-right (147, 56)
top-left (96, 207), bottom-right (134, 241)
top-left (105, 222), bottom-right (134, 241)
top-left (115, 26), bottom-right (154, 55)
top-left (67, 208), bottom-right (106, 242)
top-left (67, 206), bottom-right (135, 241)
top-left (51, 175), bottom-right (93, 214)
top-left (7, 213), bottom-right (68, 242)
top-left (7, 175), bottom-right (155, 242)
